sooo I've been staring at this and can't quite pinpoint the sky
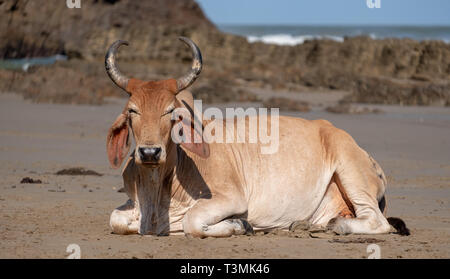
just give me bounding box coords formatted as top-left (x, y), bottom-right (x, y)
top-left (196, 0), bottom-right (450, 26)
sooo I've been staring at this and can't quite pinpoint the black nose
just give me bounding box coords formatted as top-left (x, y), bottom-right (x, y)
top-left (138, 147), bottom-right (162, 163)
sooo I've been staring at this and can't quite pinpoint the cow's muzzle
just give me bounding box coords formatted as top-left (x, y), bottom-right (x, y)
top-left (138, 146), bottom-right (162, 165)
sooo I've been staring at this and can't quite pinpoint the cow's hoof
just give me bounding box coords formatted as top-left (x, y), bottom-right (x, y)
top-left (242, 219), bottom-right (254, 235)
top-left (226, 219), bottom-right (254, 235)
top-left (326, 217), bottom-right (350, 235)
top-left (289, 220), bottom-right (310, 232)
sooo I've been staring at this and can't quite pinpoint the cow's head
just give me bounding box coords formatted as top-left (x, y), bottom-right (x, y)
top-left (105, 37), bottom-right (209, 169)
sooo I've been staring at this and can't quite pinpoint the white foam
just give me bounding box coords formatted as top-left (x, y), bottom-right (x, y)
top-left (247, 34), bottom-right (344, 46)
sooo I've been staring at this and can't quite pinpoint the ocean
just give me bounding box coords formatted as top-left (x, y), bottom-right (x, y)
top-left (218, 25), bottom-right (450, 45)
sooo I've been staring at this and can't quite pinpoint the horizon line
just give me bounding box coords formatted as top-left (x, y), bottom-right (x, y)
top-left (216, 23), bottom-right (450, 28)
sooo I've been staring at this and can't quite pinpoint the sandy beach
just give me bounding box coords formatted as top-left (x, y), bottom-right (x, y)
top-left (0, 92), bottom-right (448, 259)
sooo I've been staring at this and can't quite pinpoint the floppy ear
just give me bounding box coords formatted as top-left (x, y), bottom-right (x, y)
top-left (107, 113), bottom-right (131, 169)
top-left (176, 90), bottom-right (194, 110)
top-left (172, 100), bottom-right (209, 158)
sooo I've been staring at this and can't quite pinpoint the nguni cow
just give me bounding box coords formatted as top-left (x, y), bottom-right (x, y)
top-left (105, 37), bottom-right (409, 238)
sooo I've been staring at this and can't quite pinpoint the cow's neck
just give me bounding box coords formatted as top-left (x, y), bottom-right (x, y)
top-left (136, 143), bottom-right (205, 235)
top-left (164, 144), bottom-right (211, 226)
top-left (135, 160), bottom-right (172, 235)
top-left (172, 144), bottom-right (211, 203)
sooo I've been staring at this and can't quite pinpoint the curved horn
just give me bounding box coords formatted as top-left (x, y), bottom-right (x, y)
top-left (105, 40), bottom-right (130, 92)
top-left (176, 37), bottom-right (203, 92)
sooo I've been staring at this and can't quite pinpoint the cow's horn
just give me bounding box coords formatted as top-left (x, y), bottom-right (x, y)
top-left (176, 37), bottom-right (203, 92)
top-left (105, 40), bottom-right (130, 93)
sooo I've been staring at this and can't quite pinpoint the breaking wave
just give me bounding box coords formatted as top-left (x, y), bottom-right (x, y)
top-left (247, 34), bottom-right (345, 46)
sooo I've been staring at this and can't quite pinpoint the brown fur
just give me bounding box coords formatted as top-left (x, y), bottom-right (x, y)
top-left (107, 68), bottom-right (408, 237)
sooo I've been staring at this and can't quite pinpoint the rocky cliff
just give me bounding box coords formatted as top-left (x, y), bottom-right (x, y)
top-left (1, 0), bottom-right (449, 106)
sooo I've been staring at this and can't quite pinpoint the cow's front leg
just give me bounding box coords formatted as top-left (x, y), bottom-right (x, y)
top-left (110, 199), bottom-right (140, 235)
top-left (182, 195), bottom-right (252, 238)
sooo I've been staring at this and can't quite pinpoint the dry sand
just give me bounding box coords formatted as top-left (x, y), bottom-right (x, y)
top-left (0, 92), bottom-right (449, 259)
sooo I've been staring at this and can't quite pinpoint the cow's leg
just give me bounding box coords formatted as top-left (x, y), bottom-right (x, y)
top-left (182, 195), bottom-right (251, 238)
top-left (110, 154), bottom-right (140, 235)
top-left (110, 199), bottom-right (140, 235)
top-left (327, 139), bottom-right (391, 235)
top-left (310, 177), bottom-right (354, 227)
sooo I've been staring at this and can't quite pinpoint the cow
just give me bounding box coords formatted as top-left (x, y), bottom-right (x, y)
top-left (105, 37), bottom-right (409, 238)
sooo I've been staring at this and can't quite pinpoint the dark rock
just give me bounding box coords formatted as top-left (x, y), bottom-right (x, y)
top-left (55, 167), bottom-right (102, 176)
top-left (329, 237), bottom-right (385, 244)
top-left (263, 97), bottom-right (310, 112)
top-left (20, 177), bottom-right (42, 184)
top-left (1, 0), bottom-right (449, 106)
top-left (345, 76), bottom-right (450, 106)
top-left (325, 104), bottom-right (384, 114)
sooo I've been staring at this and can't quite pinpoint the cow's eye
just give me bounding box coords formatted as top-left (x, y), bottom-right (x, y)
top-left (128, 108), bottom-right (138, 115)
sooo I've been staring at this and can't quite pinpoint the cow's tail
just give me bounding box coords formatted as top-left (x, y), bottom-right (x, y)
top-left (387, 217), bottom-right (410, 236)
top-left (378, 195), bottom-right (410, 236)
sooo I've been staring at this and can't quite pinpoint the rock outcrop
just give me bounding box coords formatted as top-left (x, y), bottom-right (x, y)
top-left (0, 0), bottom-right (449, 105)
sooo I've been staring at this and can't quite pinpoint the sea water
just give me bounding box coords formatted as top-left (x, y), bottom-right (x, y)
top-left (0, 55), bottom-right (67, 71)
top-left (219, 25), bottom-right (450, 45)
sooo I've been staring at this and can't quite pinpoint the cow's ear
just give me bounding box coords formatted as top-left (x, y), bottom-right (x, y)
top-left (172, 105), bottom-right (209, 159)
top-left (107, 113), bottom-right (131, 169)
top-left (179, 116), bottom-right (210, 158)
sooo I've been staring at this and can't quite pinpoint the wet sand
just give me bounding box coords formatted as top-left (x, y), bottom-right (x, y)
top-left (0, 93), bottom-right (449, 258)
